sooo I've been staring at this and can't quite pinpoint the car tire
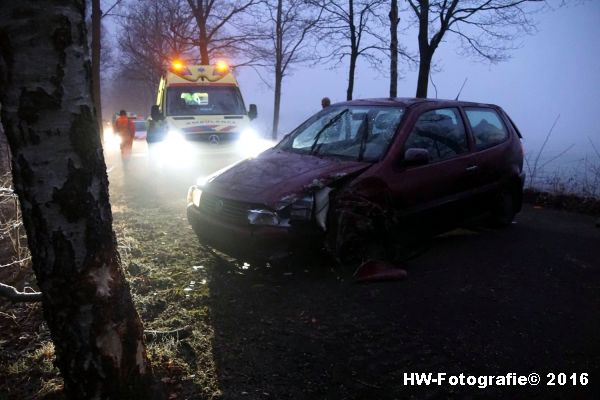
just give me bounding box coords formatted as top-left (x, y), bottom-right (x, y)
top-left (491, 184), bottom-right (521, 227)
top-left (326, 203), bottom-right (389, 266)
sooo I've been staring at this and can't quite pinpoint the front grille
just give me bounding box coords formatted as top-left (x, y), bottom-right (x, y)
top-left (199, 193), bottom-right (257, 225)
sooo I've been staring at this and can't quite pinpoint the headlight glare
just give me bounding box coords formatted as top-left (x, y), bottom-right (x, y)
top-left (240, 127), bottom-right (258, 142)
top-left (166, 129), bottom-right (185, 144)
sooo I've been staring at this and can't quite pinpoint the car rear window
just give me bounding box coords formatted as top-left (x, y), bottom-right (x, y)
top-left (464, 108), bottom-right (509, 150)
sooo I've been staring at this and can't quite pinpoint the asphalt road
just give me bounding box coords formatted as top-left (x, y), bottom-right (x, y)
top-left (105, 137), bottom-right (600, 399)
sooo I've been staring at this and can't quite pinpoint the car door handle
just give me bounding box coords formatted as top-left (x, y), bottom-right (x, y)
top-left (465, 165), bottom-right (479, 172)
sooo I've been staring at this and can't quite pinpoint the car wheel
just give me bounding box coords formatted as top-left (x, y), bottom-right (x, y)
top-left (326, 204), bottom-right (388, 265)
top-left (491, 185), bottom-right (521, 227)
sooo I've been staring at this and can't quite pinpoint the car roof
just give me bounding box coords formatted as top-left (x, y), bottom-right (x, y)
top-left (333, 97), bottom-right (500, 109)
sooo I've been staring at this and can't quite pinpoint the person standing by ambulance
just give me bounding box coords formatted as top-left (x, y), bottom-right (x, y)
top-left (114, 109), bottom-right (135, 161)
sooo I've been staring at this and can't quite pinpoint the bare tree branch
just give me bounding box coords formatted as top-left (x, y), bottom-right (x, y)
top-left (245, 0), bottom-right (323, 138)
top-left (409, 0), bottom-right (548, 97)
top-left (0, 282), bottom-right (41, 302)
top-left (308, 0), bottom-right (387, 100)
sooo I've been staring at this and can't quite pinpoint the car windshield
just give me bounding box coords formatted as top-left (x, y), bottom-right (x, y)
top-left (277, 105), bottom-right (405, 162)
top-left (166, 86), bottom-right (246, 116)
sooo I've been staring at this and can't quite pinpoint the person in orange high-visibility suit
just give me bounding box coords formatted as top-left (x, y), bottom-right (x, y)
top-left (114, 109), bottom-right (135, 159)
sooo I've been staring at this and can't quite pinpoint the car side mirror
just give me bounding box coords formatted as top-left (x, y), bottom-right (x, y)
top-left (403, 148), bottom-right (430, 166)
top-left (150, 105), bottom-right (163, 121)
top-left (248, 104), bottom-right (257, 120)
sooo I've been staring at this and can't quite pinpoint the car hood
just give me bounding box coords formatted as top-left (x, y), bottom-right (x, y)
top-left (206, 148), bottom-right (370, 207)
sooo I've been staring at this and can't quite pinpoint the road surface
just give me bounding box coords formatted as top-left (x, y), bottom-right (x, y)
top-left (105, 136), bottom-right (600, 399)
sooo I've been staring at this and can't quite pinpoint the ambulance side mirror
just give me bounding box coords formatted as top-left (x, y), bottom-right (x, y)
top-left (150, 105), bottom-right (164, 121)
top-left (248, 104), bottom-right (257, 120)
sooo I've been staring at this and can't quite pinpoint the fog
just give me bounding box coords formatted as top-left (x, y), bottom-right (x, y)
top-left (103, 1), bottom-right (599, 184)
top-left (238, 3), bottom-right (598, 150)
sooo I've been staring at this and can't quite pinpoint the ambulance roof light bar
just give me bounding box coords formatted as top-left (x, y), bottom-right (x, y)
top-left (215, 60), bottom-right (229, 74)
top-left (171, 59), bottom-right (185, 72)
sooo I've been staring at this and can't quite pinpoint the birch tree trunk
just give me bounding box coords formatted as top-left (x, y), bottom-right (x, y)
top-left (91, 0), bottom-right (103, 137)
top-left (0, 1), bottom-right (158, 398)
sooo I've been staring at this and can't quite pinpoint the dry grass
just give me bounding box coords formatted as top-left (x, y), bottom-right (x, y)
top-left (0, 129), bottom-right (223, 397)
top-left (112, 204), bottom-right (223, 398)
top-left (0, 173), bottom-right (33, 288)
top-left (1, 334), bottom-right (62, 400)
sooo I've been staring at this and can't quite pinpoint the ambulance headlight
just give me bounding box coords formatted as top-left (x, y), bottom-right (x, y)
top-left (167, 129), bottom-right (184, 141)
top-left (237, 127), bottom-right (275, 158)
top-left (240, 128), bottom-right (258, 142)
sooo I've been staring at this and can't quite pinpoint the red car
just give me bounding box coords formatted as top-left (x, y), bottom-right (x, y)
top-left (187, 98), bottom-right (524, 260)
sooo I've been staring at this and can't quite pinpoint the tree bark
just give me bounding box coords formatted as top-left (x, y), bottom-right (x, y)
top-left (272, 71), bottom-right (282, 140)
top-left (347, 52), bottom-right (357, 101)
top-left (199, 25), bottom-right (210, 64)
top-left (91, 0), bottom-right (103, 138)
top-left (389, 0), bottom-right (399, 98)
top-left (415, 0), bottom-right (431, 98)
top-left (189, 0), bottom-right (210, 64)
top-left (271, 0), bottom-right (283, 140)
top-left (415, 50), bottom-right (432, 98)
top-left (0, 2), bottom-right (159, 399)
top-left (346, 0), bottom-right (356, 101)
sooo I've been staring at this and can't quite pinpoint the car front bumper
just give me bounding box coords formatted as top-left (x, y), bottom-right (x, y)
top-left (187, 204), bottom-right (297, 260)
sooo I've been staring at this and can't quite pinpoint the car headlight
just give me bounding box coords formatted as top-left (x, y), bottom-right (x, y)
top-left (289, 195), bottom-right (314, 221)
top-left (247, 209), bottom-right (279, 226)
top-left (187, 185), bottom-right (202, 207)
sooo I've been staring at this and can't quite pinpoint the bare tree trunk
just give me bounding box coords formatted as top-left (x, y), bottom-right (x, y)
top-left (271, 0), bottom-right (283, 140)
top-left (0, 2), bottom-right (159, 399)
top-left (389, 0), bottom-right (399, 98)
top-left (416, 50), bottom-right (432, 98)
top-left (199, 26), bottom-right (210, 64)
top-left (347, 52), bottom-right (357, 101)
top-left (415, 0), bottom-right (431, 98)
top-left (92, 0), bottom-right (103, 137)
top-left (346, 0), bottom-right (356, 101)
top-left (189, 0), bottom-right (210, 64)
top-left (272, 71), bottom-right (282, 140)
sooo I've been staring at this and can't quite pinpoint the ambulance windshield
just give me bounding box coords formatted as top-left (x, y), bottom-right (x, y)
top-left (166, 86), bottom-right (246, 116)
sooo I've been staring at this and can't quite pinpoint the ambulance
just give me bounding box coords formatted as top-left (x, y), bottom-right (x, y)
top-left (147, 60), bottom-right (257, 144)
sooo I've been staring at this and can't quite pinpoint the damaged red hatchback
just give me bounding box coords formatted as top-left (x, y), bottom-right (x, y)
top-left (187, 98), bottom-right (525, 260)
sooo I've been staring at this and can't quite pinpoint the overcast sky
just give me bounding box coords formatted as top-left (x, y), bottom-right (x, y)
top-left (234, 1), bottom-right (599, 165)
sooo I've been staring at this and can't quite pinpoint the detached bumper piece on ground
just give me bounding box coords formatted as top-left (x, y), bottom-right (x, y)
top-left (353, 260), bottom-right (408, 283)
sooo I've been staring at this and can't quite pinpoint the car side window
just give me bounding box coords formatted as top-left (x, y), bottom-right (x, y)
top-left (464, 108), bottom-right (509, 150)
top-left (404, 108), bottom-right (468, 163)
